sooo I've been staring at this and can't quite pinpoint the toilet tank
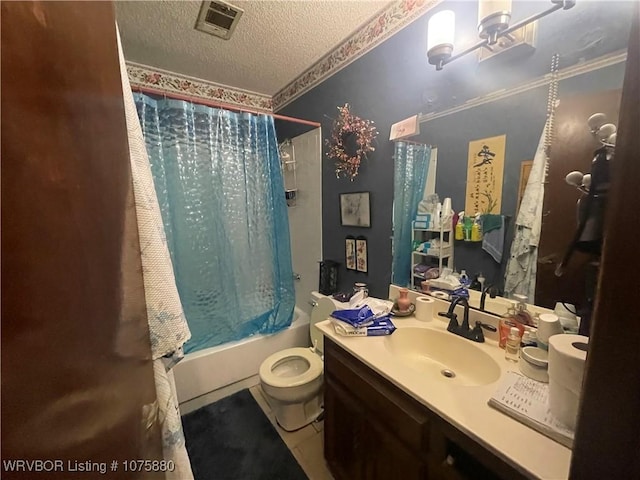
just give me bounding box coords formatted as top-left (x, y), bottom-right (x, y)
top-left (309, 291), bottom-right (347, 355)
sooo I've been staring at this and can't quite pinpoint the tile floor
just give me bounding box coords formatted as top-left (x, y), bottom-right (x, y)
top-left (249, 385), bottom-right (334, 480)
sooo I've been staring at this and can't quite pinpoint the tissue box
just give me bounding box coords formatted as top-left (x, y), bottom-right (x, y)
top-left (415, 214), bottom-right (431, 223)
top-left (414, 221), bottom-right (429, 229)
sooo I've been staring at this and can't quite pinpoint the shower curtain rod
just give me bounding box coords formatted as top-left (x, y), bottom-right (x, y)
top-left (132, 85), bottom-right (321, 128)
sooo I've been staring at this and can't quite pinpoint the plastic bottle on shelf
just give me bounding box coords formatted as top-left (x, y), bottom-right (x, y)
top-left (471, 213), bottom-right (483, 242)
top-left (463, 216), bottom-right (473, 241)
top-left (455, 212), bottom-right (464, 240)
top-left (505, 327), bottom-right (521, 362)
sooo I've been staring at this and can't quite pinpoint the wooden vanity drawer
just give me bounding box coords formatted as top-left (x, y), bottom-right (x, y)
top-left (324, 338), bottom-right (431, 454)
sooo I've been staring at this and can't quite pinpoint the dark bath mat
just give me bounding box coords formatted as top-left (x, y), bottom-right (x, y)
top-left (182, 389), bottom-right (308, 480)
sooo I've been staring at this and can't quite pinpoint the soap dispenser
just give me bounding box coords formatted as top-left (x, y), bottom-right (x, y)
top-left (499, 301), bottom-right (525, 349)
top-left (513, 294), bottom-right (533, 326)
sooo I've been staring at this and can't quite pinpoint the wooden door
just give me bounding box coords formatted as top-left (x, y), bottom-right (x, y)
top-left (535, 89), bottom-right (621, 310)
top-left (571, 4), bottom-right (640, 479)
top-left (1, 2), bottom-right (162, 478)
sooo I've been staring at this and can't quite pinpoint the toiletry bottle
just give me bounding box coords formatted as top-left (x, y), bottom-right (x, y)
top-left (459, 270), bottom-right (470, 288)
top-left (455, 212), bottom-right (464, 240)
top-left (477, 272), bottom-right (485, 292)
top-left (499, 303), bottom-right (524, 348)
top-left (520, 326), bottom-right (538, 348)
top-left (513, 294), bottom-right (533, 326)
top-left (471, 214), bottom-right (483, 242)
top-left (505, 327), bottom-right (521, 362)
top-left (463, 216), bottom-right (473, 241)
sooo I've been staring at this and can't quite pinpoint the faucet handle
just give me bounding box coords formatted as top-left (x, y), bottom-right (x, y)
top-left (438, 311), bottom-right (453, 318)
top-left (476, 321), bottom-right (497, 332)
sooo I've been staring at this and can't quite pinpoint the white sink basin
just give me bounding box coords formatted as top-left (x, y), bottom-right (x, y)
top-left (384, 327), bottom-right (501, 386)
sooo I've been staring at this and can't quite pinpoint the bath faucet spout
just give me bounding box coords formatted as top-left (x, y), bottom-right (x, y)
top-left (480, 284), bottom-right (499, 311)
top-left (438, 296), bottom-right (494, 343)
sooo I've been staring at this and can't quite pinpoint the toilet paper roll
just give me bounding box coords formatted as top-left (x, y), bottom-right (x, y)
top-left (548, 378), bottom-right (581, 430)
top-left (548, 334), bottom-right (588, 429)
top-left (415, 296), bottom-right (434, 322)
top-left (548, 334), bottom-right (588, 393)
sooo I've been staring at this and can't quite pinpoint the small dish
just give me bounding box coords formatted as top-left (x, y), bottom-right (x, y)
top-left (519, 346), bottom-right (549, 382)
top-left (391, 303), bottom-right (415, 317)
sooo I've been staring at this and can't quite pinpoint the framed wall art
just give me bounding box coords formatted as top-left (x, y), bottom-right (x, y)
top-left (345, 236), bottom-right (356, 270)
top-left (465, 134), bottom-right (506, 214)
top-left (356, 237), bottom-right (368, 273)
top-left (340, 192), bottom-right (371, 227)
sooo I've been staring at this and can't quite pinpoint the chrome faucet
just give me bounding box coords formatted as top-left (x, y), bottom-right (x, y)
top-left (438, 296), bottom-right (496, 343)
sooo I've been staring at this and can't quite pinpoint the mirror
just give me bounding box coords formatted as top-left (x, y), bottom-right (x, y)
top-left (394, 2), bottom-right (631, 319)
top-left (407, 74), bottom-right (623, 317)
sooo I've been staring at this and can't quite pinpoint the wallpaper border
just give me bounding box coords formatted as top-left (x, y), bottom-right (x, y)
top-left (272, 0), bottom-right (441, 110)
top-left (126, 62), bottom-right (274, 113)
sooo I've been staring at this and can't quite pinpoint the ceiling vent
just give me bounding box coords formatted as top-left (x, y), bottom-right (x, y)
top-left (195, 1), bottom-right (244, 40)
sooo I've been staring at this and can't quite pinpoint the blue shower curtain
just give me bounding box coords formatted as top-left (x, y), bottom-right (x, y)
top-left (392, 142), bottom-right (431, 287)
top-left (134, 94), bottom-right (294, 353)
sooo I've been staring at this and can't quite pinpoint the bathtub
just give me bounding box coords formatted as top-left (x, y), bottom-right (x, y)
top-left (174, 307), bottom-right (311, 414)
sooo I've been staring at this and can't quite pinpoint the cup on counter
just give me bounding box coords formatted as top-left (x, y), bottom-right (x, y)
top-left (536, 313), bottom-right (564, 349)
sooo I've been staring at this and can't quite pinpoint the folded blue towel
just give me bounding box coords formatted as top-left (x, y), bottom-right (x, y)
top-left (331, 306), bottom-right (378, 327)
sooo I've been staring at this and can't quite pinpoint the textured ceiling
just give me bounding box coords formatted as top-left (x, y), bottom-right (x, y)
top-left (116, 0), bottom-right (391, 95)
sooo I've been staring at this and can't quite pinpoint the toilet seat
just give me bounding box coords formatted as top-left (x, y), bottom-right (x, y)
top-left (259, 347), bottom-right (323, 388)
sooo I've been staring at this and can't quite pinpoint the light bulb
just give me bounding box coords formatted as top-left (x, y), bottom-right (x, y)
top-left (565, 171), bottom-right (584, 187)
top-left (596, 123), bottom-right (616, 142)
top-left (587, 113), bottom-right (607, 132)
top-left (427, 10), bottom-right (455, 50)
top-left (427, 10), bottom-right (455, 69)
top-left (478, 0), bottom-right (512, 45)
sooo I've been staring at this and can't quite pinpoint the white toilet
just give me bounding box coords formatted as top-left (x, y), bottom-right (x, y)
top-left (259, 293), bottom-right (339, 431)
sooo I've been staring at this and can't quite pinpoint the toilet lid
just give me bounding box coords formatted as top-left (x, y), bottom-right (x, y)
top-left (310, 297), bottom-right (335, 354)
top-left (259, 347), bottom-right (323, 388)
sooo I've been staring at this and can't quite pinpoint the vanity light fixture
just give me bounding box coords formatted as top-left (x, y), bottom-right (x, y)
top-left (426, 0), bottom-right (576, 71)
top-left (426, 10), bottom-right (456, 70)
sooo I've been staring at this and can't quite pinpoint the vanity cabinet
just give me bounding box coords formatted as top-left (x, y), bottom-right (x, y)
top-left (324, 338), bottom-right (527, 480)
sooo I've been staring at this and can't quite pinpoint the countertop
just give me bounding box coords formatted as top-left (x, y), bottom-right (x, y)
top-left (317, 305), bottom-right (572, 479)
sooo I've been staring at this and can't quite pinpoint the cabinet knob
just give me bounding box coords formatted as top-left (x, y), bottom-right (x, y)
top-left (445, 455), bottom-right (456, 467)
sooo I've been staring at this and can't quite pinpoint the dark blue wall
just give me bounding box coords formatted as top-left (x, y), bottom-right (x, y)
top-left (276, 0), bottom-right (633, 299)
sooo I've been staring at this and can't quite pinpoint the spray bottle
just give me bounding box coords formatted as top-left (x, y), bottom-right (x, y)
top-left (455, 211), bottom-right (464, 240)
top-left (471, 213), bottom-right (483, 242)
